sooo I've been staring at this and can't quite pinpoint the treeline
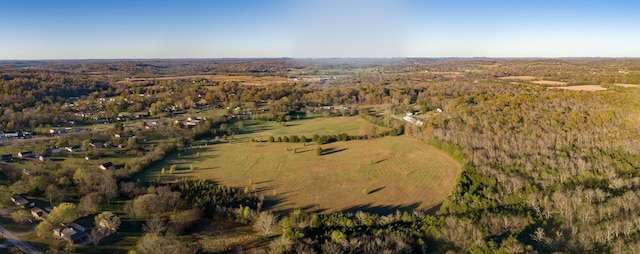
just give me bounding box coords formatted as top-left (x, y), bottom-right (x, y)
top-left (266, 77), bottom-right (640, 252)
top-left (414, 81), bottom-right (640, 252)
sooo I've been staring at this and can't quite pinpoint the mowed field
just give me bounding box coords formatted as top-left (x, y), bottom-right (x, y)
top-left (549, 85), bottom-right (607, 91)
top-left (235, 116), bottom-right (388, 142)
top-left (140, 117), bottom-right (461, 214)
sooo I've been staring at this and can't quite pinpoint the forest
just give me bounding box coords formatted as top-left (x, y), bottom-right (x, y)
top-left (0, 58), bottom-right (639, 253)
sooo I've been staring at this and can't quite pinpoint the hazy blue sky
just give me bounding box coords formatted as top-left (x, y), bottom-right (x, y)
top-left (1, 0), bottom-right (639, 59)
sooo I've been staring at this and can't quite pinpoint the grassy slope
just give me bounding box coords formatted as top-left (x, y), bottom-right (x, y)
top-left (234, 116), bottom-right (388, 142)
top-left (140, 117), bottom-right (461, 214)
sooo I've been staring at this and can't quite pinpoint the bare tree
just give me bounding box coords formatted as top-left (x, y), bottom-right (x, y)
top-left (89, 228), bottom-right (108, 246)
top-left (253, 212), bottom-right (278, 235)
top-left (79, 192), bottom-right (103, 216)
top-left (168, 209), bottom-right (201, 235)
top-left (142, 217), bottom-right (167, 235)
top-left (45, 184), bottom-right (65, 205)
top-left (120, 182), bottom-right (137, 198)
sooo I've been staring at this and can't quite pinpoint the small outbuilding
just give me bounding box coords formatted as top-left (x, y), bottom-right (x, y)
top-left (99, 162), bottom-right (114, 170)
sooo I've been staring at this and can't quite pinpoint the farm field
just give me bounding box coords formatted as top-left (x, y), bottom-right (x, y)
top-left (614, 83), bottom-right (640, 88)
top-left (140, 134), bottom-right (461, 214)
top-left (233, 116), bottom-right (390, 142)
top-left (549, 85), bottom-right (607, 91)
top-left (532, 80), bottom-right (568, 86)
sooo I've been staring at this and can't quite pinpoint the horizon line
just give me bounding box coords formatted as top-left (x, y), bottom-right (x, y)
top-left (1, 56), bottom-right (639, 62)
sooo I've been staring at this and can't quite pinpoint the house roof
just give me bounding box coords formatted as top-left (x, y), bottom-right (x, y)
top-left (11, 194), bottom-right (33, 207)
top-left (31, 206), bottom-right (49, 220)
top-left (53, 224), bottom-right (86, 241)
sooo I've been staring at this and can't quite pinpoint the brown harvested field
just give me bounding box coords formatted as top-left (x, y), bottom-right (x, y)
top-left (532, 80), bottom-right (567, 86)
top-left (614, 83), bottom-right (640, 88)
top-left (142, 135), bottom-right (461, 215)
top-left (549, 85), bottom-right (607, 91)
top-left (498, 76), bottom-right (537, 81)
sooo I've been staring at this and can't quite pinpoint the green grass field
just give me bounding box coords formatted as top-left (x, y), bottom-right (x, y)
top-left (234, 116), bottom-right (388, 142)
top-left (139, 117), bottom-right (461, 214)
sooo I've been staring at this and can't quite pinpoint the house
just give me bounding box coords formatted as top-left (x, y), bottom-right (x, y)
top-left (90, 142), bottom-right (104, 148)
top-left (53, 223), bottom-right (87, 243)
top-left (49, 129), bottom-right (68, 136)
top-left (3, 132), bottom-right (20, 139)
top-left (18, 151), bottom-right (36, 158)
top-left (187, 116), bottom-right (202, 122)
top-left (99, 162), bottom-right (114, 170)
top-left (31, 206), bottom-right (49, 221)
top-left (1, 154), bottom-right (12, 162)
top-left (11, 194), bottom-right (34, 208)
top-left (65, 145), bottom-right (82, 152)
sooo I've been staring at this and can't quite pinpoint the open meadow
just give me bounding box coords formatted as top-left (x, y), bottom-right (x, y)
top-left (139, 117), bottom-right (461, 214)
top-left (234, 116), bottom-right (388, 142)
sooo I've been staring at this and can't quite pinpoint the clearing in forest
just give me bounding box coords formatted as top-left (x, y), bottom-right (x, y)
top-left (498, 76), bottom-right (537, 81)
top-left (549, 85), bottom-right (607, 91)
top-left (532, 80), bottom-right (568, 86)
top-left (234, 116), bottom-right (388, 142)
top-left (614, 83), bottom-right (640, 88)
top-left (140, 117), bottom-right (461, 215)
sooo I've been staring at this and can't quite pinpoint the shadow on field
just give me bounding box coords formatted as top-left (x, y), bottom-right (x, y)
top-left (293, 148), bottom-right (312, 154)
top-left (425, 203), bottom-right (442, 215)
top-left (341, 203), bottom-right (421, 215)
top-left (254, 180), bottom-right (273, 185)
top-left (242, 125), bottom-right (275, 135)
top-left (261, 196), bottom-right (285, 212)
top-left (372, 158), bottom-right (387, 164)
top-left (275, 203), bottom-right (327, 215)
top-left (321, 147), bottom-right (348, 155)
top-left (368, 186), bottom-right (385, 194)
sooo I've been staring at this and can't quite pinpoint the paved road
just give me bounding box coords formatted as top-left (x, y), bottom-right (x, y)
top-left (0, 224), bottom-right (42, 254)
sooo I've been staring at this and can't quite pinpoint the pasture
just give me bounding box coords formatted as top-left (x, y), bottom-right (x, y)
top-left (139, 117), bottom-right (461, 214)
top-left (614, 83), bottom-right (640, 88)
top-left (234, 116), bottom-right (388, 142)
top-left (549, 85), bottom-right (607, 91)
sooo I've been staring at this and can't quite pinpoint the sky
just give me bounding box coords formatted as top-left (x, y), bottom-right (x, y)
top-left (0, 0), bottom-right (639, 59)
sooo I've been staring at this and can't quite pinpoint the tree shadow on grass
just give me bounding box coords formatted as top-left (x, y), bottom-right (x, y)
top-left (341, 202), bottom-right (421, 216)
top-left (372, 158), bottom-right (387, 164)
top-left (260, 196), bottom-right (286, 212)
top-left (293, 148), bottom-right (312, 154)
top-left (275, 203), bottom-right (327, 215)
top-left (254, 180), bottom-right (273, 185)
top-left (368, 186), bottom-right (385, 194)
top-left (321, 147), bottom-right (348, 156)
top-left (425, 203), bottom-right (442, 215)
